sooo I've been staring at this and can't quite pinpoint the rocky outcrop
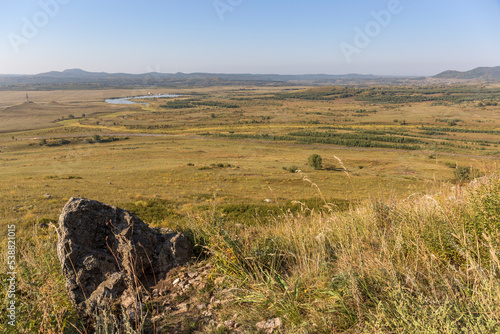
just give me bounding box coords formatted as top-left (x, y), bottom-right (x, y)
top-left (56, 197), bottom-right (193, 321)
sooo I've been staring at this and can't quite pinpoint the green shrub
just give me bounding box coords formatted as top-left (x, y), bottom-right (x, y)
top-left (453, 166), bottom-right (481, 183)
top-left (283, 166), bottom-right (299, 173)
top-left (308, 154), bottom-right (323, 170)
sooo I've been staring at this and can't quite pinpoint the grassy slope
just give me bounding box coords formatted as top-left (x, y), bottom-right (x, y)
top-left (1, 173), bottom-right (500, 333)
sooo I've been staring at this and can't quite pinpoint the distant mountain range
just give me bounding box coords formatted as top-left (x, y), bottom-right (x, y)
top-left (35, 69), bottom-right (378, 81)
top-left (0, 69), bottom-right (381, 87)
top-left (433, 66), bottom-right (500, 81)
top-left (0, 66), bottom-right (498, 88)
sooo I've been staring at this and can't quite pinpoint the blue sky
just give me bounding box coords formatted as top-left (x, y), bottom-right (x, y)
top-left (0, 0), bottom-right (499, 75)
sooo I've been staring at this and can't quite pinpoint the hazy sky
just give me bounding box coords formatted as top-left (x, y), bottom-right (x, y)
top-left (0, 0), bottom-right (499, 76)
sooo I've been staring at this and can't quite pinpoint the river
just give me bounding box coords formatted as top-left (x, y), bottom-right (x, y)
top-left (105, 94), bottom-right (180, 105)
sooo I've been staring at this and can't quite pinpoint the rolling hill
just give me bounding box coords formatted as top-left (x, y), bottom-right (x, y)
top-left (433, 66), bottom-right (500, 80)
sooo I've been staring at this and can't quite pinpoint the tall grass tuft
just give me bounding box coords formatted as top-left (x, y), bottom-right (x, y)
top-left (182, 173), bottom-right (500, 333)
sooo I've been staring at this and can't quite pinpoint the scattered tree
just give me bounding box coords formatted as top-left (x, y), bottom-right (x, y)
top-left (308, 154), bottom-right (323, 170)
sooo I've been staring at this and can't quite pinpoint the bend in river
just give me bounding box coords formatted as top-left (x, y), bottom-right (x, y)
top-left (105, 94), bottom-right (180, 105)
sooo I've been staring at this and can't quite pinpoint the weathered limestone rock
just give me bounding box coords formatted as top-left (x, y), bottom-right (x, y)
top-left (57, 197), bottom-right (193, 319)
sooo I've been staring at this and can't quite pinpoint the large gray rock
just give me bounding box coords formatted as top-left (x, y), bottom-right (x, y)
top-left (57, 197), bottom-right (192, 319)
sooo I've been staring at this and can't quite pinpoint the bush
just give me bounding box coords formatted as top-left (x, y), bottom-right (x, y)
top-left (308, 154), bottom-right (323, 170)
top-left (283, 166), bottom-right (299, 173)
top-left (453, 165), bottom-right (481, 183)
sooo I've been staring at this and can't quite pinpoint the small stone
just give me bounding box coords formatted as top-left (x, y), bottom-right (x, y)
top-left (173, 278), bottom-right (180, 285)
top-left (196, 303), bottom-right (207, 310)
top-left (44, 193), bottom-right (52, 199)
top-left (177, 302), bottom-right (190, 312)
top-left (188, 271), bottom-right (198, 278)
top-left (256, 318), bottom-right (282, 332)
top-left (224, 320), bottom-right (236, 328)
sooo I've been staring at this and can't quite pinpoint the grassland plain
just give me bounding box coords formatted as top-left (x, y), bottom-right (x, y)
top-left (1, 83), bottom-right (500, 333)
